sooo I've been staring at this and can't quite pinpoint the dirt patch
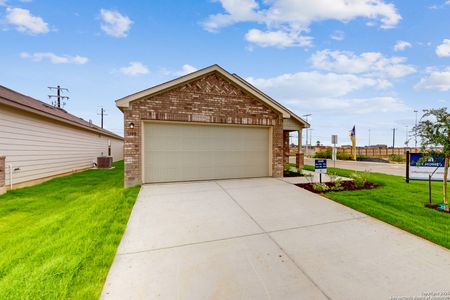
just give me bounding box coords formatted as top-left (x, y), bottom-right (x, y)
top-left (283, 171), bottom-right (305, 177)
top-left (295, 181), bottom-right (378, 194)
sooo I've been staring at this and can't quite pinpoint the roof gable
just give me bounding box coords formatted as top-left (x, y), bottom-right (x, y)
top-left (115, 64), bottom-right (309, 127)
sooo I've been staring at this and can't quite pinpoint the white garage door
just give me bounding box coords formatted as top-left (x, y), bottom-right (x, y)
top-left (143, 122), bottom-right (271, 183)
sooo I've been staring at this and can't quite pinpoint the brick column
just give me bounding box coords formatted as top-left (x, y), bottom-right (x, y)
top-left (283, 131), bottom-right (290, 167)
top-left (0, 156), bottom-right (6, 195)
top-left (296, 153), bottom-right (304, 169)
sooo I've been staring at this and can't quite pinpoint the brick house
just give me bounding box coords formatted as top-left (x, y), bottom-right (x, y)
top-left (116, 65), bottom-right (309, 187)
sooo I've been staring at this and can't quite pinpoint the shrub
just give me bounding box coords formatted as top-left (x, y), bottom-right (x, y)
top-left (328, 172), bottom-right (338, 183)
top-left (337, 152), bottom-right (353, 160)
top-left (388, 154), bottom-right (405, 163)
top-left (314, 149), bottom-right (332, 159)
top-left (330, 178), bottom-right (344, 191)
top-left (284, 163), bottom-right (291, 172)
top-left (350, 171), bottom-right (370, 188)
top-left (314, 149), bottom-right (353, 160)
top-left (313, 182), bottom-right (329, 192)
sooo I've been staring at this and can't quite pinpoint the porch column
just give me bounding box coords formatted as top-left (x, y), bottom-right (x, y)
top-left (296, 130), bottom-right (304, 168)
top-left (283, 131), bottom-right (290, 167)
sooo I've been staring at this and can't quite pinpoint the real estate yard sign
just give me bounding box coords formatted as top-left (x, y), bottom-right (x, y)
top-left (315, 159), bottom-right (327, 174)
top-left (408, 153), bottom-right (450, 181)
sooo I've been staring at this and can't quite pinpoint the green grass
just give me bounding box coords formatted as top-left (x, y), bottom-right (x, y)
top-left (303, 165), bottom-right (450, 249)
top-left (0, 161), bottom-right (140, 299)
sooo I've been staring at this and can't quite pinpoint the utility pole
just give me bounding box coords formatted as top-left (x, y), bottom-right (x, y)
top-left (302, 114), bottom-right (312, 156)
top-left (48, 85), bottom-right (69, 108)
top-left (392, 128), bottom-right (396, 148)
top-left (368, 129), bottom-right (371, 147)
top-left (97, 107), bottom-right (108, 128)
top-left (414, 110), bottom-right (418, 149)
top-left (405, 126), bottom-right (409, 148)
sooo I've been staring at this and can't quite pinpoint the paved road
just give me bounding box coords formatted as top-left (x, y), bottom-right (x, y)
top-left (291, 157), bottom-right (407, 176)
top-left (102, 178), bottom-right (450, 300)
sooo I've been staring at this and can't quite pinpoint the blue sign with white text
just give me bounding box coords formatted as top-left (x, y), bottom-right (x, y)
top-left (409, 153), bottom-right (448, 181)
top-left (410, 153), bottom-right (445, 168)
top-left (315, 159), bottom-right (327, 173)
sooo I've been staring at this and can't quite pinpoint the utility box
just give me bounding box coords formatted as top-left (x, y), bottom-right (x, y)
top-left (0, 156), bottom-right (6, 195)
top-left (97, 156), bottom-right (113, 169)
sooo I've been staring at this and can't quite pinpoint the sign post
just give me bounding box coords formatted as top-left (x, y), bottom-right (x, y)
top-left (315, 159), bottom-right (327, 183)
top-left (331, 135), bottom-right (338, 168)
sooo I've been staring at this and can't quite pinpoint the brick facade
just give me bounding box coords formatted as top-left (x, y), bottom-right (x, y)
top-left (123, 72), bottom-right (284, 187)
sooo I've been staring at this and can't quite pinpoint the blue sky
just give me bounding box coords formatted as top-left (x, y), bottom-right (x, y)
top-left (1, 0), bottom-right (449, 146)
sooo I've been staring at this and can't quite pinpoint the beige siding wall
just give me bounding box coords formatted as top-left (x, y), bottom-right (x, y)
top-left (0, 105), bottom-right (123, 187)
top-left (110, 138), bottom-right (123, 162)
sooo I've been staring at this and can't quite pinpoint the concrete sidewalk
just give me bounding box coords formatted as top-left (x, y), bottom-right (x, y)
top-left (102, 178), bottom-right (450, 300)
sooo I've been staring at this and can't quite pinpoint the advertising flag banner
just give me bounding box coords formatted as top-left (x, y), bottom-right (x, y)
top-left (350, 126), bottom-right (356, 161)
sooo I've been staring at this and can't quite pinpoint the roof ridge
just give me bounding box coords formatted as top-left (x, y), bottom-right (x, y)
top-left (0, 85), bottom-right (123, 140)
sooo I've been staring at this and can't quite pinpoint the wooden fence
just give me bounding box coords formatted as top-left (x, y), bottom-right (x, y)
top-left (290, 146), bottom-right (422, 159)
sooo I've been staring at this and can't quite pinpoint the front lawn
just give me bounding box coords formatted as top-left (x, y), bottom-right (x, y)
top-left (0, 161), bottom-right (140, 299)
top-left (303, 165), bottom-right (450, 249)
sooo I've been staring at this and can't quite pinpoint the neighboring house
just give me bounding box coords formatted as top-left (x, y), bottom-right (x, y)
top-left (0, 85), bottom-right (123, 191)
top-left (116, 64), bottom-right (309, 187)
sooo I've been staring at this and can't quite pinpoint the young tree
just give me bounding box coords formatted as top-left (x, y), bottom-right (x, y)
top-left (413, 108), bottom-right (450, 212)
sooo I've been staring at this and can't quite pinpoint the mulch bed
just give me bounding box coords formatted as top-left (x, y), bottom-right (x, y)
top-left (295, 181), bottom-right (378, 194)
top-left (283, 171), bottom-right (305, 177)
top-left (425, 203), bottom-right (450, 214)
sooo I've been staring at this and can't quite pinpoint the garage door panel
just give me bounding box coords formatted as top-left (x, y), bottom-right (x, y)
top-left (144, 122), bottom-right (270, 183)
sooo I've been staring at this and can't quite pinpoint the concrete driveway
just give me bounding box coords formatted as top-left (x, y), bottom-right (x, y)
top-left (102, 178), bottom-right (450, 300)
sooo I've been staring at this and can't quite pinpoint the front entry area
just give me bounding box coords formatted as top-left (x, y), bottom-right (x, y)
top-left (143, 122), bottom-right (271, 183)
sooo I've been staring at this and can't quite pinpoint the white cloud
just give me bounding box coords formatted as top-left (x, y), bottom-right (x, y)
top-left (330, 30), bottom-right (345, 41)
top-left (436, 39), bottom-right (450, 57)
top-left (174, 64), bottom-right (198, 76)
top-left (246, 71), bottom-right (387, 99)
top-left (5, 7), bottom-right (49, 34)
top-left (20, 52), bottom-right (88, 64)
top-left (100, 9), bottom-right (133, 38)
top-left (203, 0), bottom-right (401, 48)
top-left (310, 49), bottom-right (416, 78)
top-left (119, 62), bottom-right (149, 76)
top-left (415, 67), bottom-right (450, 91)
top-left (245, 29), bottom-right (313, 48)
top-left (393, 40), bottom-right (411, 51)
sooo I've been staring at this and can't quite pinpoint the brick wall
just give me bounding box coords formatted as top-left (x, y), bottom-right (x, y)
top-left (123, 71), bottom-right (284, 187)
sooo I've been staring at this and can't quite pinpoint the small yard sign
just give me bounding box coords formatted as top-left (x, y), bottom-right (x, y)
top-left (315, 159), bottom-right (327, 174)
top-left (407, 153), bottom-right (449, 181)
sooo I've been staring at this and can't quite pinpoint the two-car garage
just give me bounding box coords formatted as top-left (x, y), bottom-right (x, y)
top-left (143, 122), bottom-right (271, 183)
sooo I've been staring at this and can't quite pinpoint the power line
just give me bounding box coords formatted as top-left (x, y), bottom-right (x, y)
top-left (48, 85), bottom-right (69, 108)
